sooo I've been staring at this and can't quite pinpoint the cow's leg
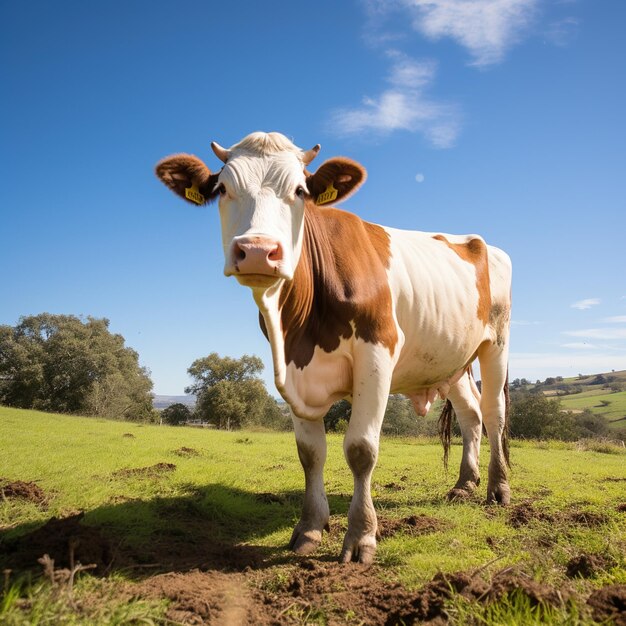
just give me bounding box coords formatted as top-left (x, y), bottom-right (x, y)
top-left (340, 347), bottom-right (392, 565)
top-left (289, 412), bottom-right (330, 555)
top-left (477, 341), bottom-right (510, 505)
top-left (447, 370), bottom-right (483, 500)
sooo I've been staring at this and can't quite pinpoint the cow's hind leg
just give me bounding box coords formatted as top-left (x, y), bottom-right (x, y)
top-left (477, 341), bottom-right (510, 505)
top-left (447, 370), bottom-right (483, 500)
top-left (289, 413), bottom-right (330, 555)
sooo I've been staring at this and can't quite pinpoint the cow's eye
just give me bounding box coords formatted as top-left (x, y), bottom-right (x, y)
top-left (295, 186), bottom-right (305, 198)
top-left (217, 183), bottom-right (227, 196)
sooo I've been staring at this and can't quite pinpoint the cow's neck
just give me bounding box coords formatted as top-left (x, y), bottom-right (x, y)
top-left (253, 203), bottom-right (397, 404)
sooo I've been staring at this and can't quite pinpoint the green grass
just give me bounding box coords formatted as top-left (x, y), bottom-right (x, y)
top-left (1, 406), bottom-right (625, 624)
top-left (559, 389), bottom-right (626, 424)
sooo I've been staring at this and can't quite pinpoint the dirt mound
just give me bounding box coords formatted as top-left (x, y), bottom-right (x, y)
top-left (587, 584), bottom-right (626, 625)
top-left (0, 479), bottom-right (48, 506)
top-left (507, 501), bottom-right (554, 528)
top-left (112, 463), bottom-right (176, 479)
top-left (1, 513), bottom-right (115, 573)
top-left (566, 509), bottom-right (609, 527)
top-left (378, 514), bottom-right (449, 539)
top-left (507, 502), bottom-right (609, 529)
top-left (122, 433), bottom-right (135, 438)
top-left (173, 447), bottom-right (200, 457)
top-left (617, 503), bottom-right (626, 512)
top-left (566, 553), bottom-right (612, 579)
top-left (136, 570), bottom-right (253, 625)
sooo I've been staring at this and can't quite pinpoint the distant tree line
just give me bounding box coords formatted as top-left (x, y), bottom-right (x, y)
top-left (0, 314), bottom-right (154, 421)
top-left (162, 353), bottom-right (287, 430)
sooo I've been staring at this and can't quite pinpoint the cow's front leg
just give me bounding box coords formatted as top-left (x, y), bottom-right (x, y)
top-left (340, 348), bottom-right (392, 565)
top-left (289, 412), bottom-right (330, 555)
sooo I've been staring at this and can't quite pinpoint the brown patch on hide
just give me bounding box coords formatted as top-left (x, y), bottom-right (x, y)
top-left (280, 203), bottom-right (397, 369)
top-left (433, 235), bottom-right (492, 325)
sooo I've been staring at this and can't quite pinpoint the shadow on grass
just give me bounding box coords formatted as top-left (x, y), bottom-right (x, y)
top-left (0, 484), bottom-right (403, 579)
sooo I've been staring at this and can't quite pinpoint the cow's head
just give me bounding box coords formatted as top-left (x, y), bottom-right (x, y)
top-left (156, 132), bottom-right (366, 289)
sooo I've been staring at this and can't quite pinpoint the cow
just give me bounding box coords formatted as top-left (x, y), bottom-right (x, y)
top-left (155, 132), bottom-right (512, 564)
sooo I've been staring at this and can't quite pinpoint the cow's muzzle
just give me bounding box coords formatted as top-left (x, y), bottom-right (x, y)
top-left (225, 235), bottom-right (288, 283)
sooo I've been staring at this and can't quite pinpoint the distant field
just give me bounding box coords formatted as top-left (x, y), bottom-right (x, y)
top-left (1, 406), bottom-right (625, 625)
top-left (560, 390), bottom-right (626, 424)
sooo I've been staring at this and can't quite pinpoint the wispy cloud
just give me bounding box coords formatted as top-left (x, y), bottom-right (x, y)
top-left (560, 342), bottom-right (596, 350)
top-left (563, 328), bottom-right (626, 340)
top-left (603, 316), bottom-right (626, 324)
top-left (331, 51), bottom-right (461, 147)
top-left (400, 0), bottom-right (538, 67)
top-left (509, 351), bottom-right (626, 380)
top-left (571, 298), bottom-right (600, 310)
top-left (544, 16), bottom-right (579, 47)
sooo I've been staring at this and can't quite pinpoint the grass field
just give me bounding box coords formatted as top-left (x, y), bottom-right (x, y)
top-left (559, 390), bottom-right (626, 425)
top-left (1, 406), bottom-right (625, 624)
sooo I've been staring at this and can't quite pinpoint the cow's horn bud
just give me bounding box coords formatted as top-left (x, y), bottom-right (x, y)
top-left (211, 141), bottom-right (230, 163)
top-left (302, 144), bottom-right (321, 165)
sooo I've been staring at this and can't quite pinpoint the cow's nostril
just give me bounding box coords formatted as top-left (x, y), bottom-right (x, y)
top-left (268, 245), bottom-right (282, 261)
top-left (234, 244), bottom-right (246, 261)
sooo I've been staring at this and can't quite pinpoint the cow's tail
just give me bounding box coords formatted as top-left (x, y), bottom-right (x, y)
top-left (438, 399), bottom-right (455, 472)
top-left (502, 369), bottom-right (511, 468)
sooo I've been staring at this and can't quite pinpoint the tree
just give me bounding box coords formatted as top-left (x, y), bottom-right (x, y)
top-left (324, 400), bottom-right (351, 432)
top-left (509, 393), bottom-right (614, 441)
top-left (0, 314), bottom-right (154, 420)
top-left (161, 403), bottom-right (192, 426)
top-left (186, 353), bottom-right (281, 430)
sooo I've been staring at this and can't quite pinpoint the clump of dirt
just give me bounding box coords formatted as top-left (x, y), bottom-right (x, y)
top-left (1, 513), bottom-right (116, 573)
top-left (566, 553), bottom-right (611, 579)
top-left (255, 492), bottom-right (286, 504)
top-left (0, 479), bottom-right (49, 506)
top-left (173, 446), bottom-right (200, 457)
top-left (122, 433), bottom-right (135, 438)
top-left (136, 570), bottom-right (252, 625)
top-left (507, 501), bottom-right (554, 528)
top-left (587, 584), bottom-right (626, 625)
top-left (377, 514), bottom-right (449, 539)
top-left (112, 463), bottom-right (176, 479)
top-left (603, 477), bottom-right (626, 482)
top-left (566, 509), bottom-right (609, 527)
top-left (507, 502), bottom-right (609, 529)
top-left (617, 503), bottom-right (626, 512)
top-left (383, 482), bottom-right (405, 491)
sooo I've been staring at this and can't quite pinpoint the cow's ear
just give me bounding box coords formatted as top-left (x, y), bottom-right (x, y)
top-left (306, 157), bottom-right (367, 206)
top-left (155, 154), bottom-right (220, 205)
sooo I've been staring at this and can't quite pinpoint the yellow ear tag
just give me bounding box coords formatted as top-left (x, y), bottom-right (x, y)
top-left (185, 184), bottom-right (205, 205)
top-left (316, 183), bottom-right (338, 205)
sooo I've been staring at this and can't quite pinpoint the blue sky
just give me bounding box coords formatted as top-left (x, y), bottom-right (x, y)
top-left (2, 0), bottom-right (625, 395)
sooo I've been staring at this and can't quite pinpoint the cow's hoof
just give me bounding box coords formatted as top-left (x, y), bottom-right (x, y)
top-left (447, 479), bottom-right (479, 501)
top-left (486, 483), bottom-right (510, 505)
top-left (288, 522), bottom-right (328, 555)
top-left (447, 487), bottom-right (473, 502)
top-left (340, 535), bottom-right (376, 565)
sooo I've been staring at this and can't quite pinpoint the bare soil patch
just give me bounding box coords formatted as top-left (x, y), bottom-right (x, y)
top-left (112, 462), bottom-right (176, 479)
top-left (173, 446), bottom-right (200, 457)
top-left (122, 433), bottom-right (135, 438)
top-left (507, 501), bottom-right (554, 528)
top-left (587, 584), bottom-right (626, 625)
top-left (1, 513), bottom-right (116, 573)
top-left (0, 478), bottom-right (49, 506)
top-left (617, 503), bottom-right (626, 512)
top-left (377, 514), bottom-right (449, 539)
top-left (565, 553), bottom-right (612, 579)
top-left (136, 570), bottom-right (253, 625)
top-left (507, 501), bottom-right (609, 529)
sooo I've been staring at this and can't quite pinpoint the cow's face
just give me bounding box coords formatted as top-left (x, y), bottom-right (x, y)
top-left (156, 132), bottom-right (366, 290)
